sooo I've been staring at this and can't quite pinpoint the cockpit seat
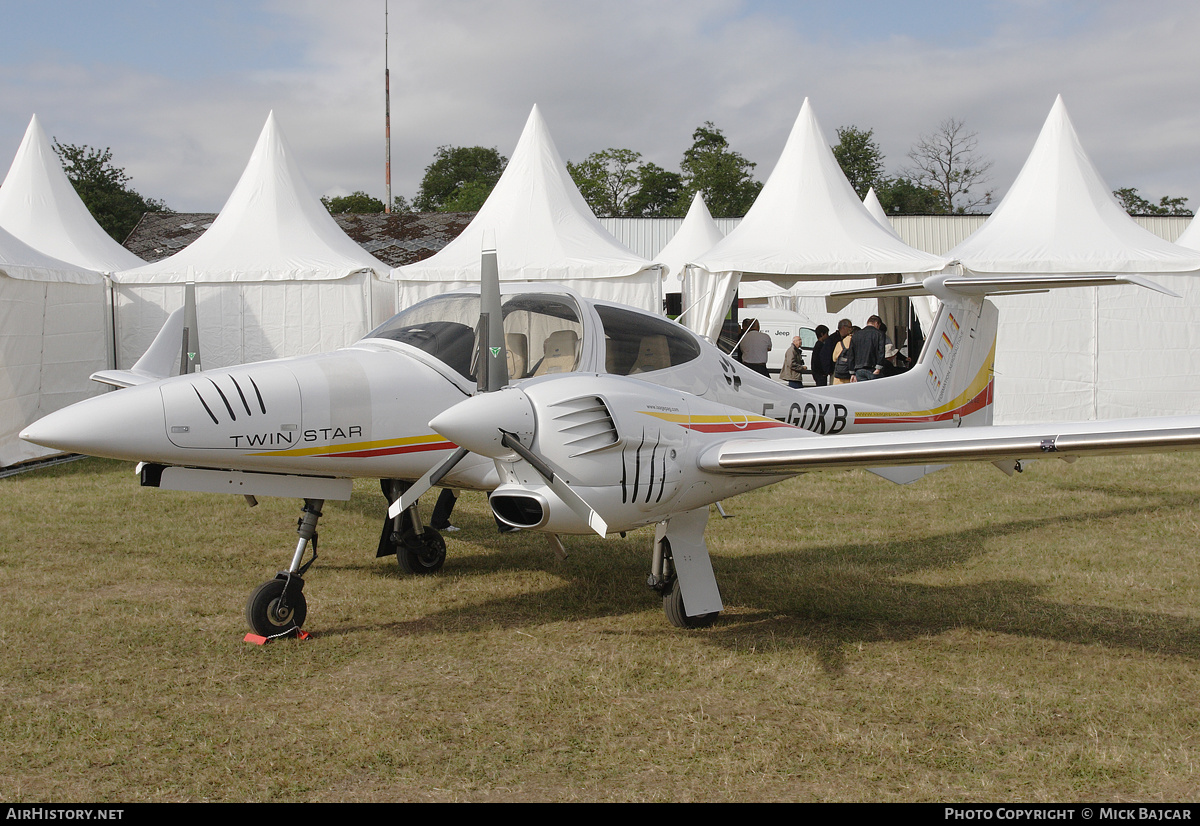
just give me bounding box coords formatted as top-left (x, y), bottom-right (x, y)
top-left (533, 330), bottom-right (579, 376)
top-left (506, 333), bottom-right (527, 379)
top-left (628, 334), bottom-right (670, 374)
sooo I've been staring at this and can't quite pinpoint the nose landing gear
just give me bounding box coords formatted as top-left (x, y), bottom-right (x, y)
top-left (245, 498), bottom-right (322, 638)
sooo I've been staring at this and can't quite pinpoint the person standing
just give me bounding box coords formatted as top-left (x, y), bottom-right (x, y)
top-left (830, 319), bottom-right (854, 385)
top-left (778, 335), bottom-right (805, 388)
top-left (849, 314), bottom-right (887, 382)
top-left (739, 320), bottom-right (772, 376)
top-left (810, 325), bottom-right (830, 386)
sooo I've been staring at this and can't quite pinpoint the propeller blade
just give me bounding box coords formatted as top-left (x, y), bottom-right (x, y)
top-left (387, 446), bottom-right (470, 519)
top-left (182, 279), bottom-right (201, 374)
top-left (476, 236), bottom-right (508, 392)
top-left (501, 431), bottom-right (608, 537)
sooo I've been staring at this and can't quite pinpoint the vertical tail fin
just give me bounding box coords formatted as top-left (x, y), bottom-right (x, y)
top-left (834, 293), bottom-right (997, 433)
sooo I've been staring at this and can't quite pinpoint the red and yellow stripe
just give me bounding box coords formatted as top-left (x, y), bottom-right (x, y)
top-left (639, 410), bottom-right (795, 433)
top-left (250, 433), bottom-right (456, 459)
top-left (853, 339), bottom-right (996, 426)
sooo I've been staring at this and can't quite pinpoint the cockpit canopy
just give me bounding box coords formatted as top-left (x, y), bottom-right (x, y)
top-left (365, 291), bottom-right (702, 382)
top-left (365, 292), bottom-right (584, 382)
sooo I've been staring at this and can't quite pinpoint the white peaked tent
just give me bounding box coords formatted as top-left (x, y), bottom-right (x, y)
top-left (0, 115), bottom-right (144, 272)
top-left (1172, 213), bottom-right (1200, 252)
top-left (863, 187), bottom-right (900, 238)
top-left (657, 193), bottom-right (724, 294)
top-left (393, 105), bottom-right (662, 312)
top-left (685, 99), bottom-right (948, 341)
top-left (112, 112), bottom-right (392, 370)
top-left (947, 96), bottom-right (1200, 423)
top-left (0, 226), bottom-right (107, 466)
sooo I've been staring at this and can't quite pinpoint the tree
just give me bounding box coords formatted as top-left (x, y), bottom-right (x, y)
top-left (902, 118), bottom-right (993, 213)
top-left (321, 191), bottom-right (385, 214)
top-left (677, 122), bottom-right (762, 218)
top-left (568, 148), bottom-right (643, 217)
top-left (413, 145), bottom-right (507, 212)
top-left (626, 162), bottom-right (683, 218)
top-left (1112, 187), bottom-right (1193, 217)
top-left (52, 140), bottom-right (168, 242)
top-left (566, 149), bottom-right (683, 218)
top-left (874, 176), bottom-right (947, 214)
top-left (832, 125), bottom-right (886, 199)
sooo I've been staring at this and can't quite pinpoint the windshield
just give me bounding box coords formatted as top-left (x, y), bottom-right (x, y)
top-left (366, 293), bottom-right (585, 382)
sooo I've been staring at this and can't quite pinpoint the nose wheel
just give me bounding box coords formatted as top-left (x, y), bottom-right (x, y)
top-left (245, 498), bottom-right (321, 638)
top-left (246, 575), bottom-right (307, 637)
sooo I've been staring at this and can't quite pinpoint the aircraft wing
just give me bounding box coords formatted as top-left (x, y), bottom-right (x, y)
top-left (825, 273), bottom-right (1178, 313)
top-left (699, 416), bottom-right (1200, 476)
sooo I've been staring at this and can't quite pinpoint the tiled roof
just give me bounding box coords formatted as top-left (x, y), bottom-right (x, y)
top-left (333, 212), bottom-right (476, 267)
top-left (123, 211), bottom-right (477, 267)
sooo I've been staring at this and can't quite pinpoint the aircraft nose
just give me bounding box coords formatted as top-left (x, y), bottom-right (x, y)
top-left (20, 385), bottom-right (168, 461)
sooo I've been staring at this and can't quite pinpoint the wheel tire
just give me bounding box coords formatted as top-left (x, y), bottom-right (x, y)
top-left (245, 578), bottom-right (307, 637)
top-left (397, 527), bottom-right (447, 575)
top-left (662, 578), bottom-right (719, 629)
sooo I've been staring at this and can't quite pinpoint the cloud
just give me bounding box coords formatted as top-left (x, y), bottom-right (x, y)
top-left (1, 0), bottom-right (1196, 213)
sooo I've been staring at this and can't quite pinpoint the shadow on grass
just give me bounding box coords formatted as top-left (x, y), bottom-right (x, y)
top-left (317, 494), bottom-right (1200, 666)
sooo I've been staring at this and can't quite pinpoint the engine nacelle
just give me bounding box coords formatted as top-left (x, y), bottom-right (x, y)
top-left (489, 482), bottom-right (598, 535)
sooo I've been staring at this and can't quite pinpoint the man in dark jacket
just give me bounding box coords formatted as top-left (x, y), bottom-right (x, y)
top-left (810, 325), bottom-right (830, 386)
top-left (848, 315), bottom-right (887, 382)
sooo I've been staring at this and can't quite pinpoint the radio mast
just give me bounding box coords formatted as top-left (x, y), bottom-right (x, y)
top-left (384, 1), bottom-right (392, 213)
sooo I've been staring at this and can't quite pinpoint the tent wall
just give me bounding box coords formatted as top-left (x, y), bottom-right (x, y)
top-left (114, 272), bottom-right (393, 371)
top-left (992, 276), bottom-right (1200, 424)
top-left (1, 276), bottom-right (110, 466)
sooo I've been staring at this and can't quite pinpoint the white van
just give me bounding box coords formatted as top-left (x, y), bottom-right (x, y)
top-left (734, 309), bottom-right (818, 380)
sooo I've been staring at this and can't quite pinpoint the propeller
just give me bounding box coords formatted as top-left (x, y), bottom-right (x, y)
top-left (388, 234), bottom-right (507, 519)
top-left (387, 234), bottom-right (607, 537)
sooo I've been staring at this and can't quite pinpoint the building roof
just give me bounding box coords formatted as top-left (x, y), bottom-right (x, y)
top-left (125, 210), bottom-right (477, 268)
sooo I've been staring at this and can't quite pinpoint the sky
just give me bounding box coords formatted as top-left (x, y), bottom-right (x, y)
top-left (1, 0), bottom-right (1198, 214)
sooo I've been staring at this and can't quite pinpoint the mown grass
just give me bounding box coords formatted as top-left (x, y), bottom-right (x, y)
top-left (1, 454), bottom-right (1199, 801)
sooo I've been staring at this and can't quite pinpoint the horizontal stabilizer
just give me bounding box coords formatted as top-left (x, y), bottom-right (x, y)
top-left (91, 306), bottom-right (188, 388)
top-left (701, 416), bottom-right (1200, 475)
top-left (826, 273), bottom-right (1177, 313)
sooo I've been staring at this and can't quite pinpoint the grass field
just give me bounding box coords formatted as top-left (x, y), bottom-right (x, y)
top-left (2, 453), bottom-right (1199, 802)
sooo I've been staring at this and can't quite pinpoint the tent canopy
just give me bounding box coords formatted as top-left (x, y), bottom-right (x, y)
top-left (393, 105), bottom-right (661, 312)
top-left (0, 115), bottom-right (144, 273)
top-left (684, 99), bottom-right (947, 339)
top-left (941, 97), bottom-right (1200, 426)
top-left (0, 221), bottom-right (102, 285)
top-left (656, 193), bottom-right (724, 291)
top-left (114, 111), bottom-right (387, 284)
top-left (108, 112), bottom-right (392, 371)
top-left (690, 99), bottom-right (948, 281)
top-left (948, 96), bottom-right (1200, 275)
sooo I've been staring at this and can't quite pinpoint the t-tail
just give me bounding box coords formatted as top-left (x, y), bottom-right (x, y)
top-left (814, 271), bottom-right (1177, 483)
top-left (822, 271), bottom-right (1179, 436)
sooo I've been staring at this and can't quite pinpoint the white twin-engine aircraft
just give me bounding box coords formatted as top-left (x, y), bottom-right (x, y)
top-left (21, 248), bottom-right (1200, 637)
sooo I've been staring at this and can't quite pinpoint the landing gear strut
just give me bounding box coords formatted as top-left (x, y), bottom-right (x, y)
top-left (245, 498), bottom-right (322, 637)
top-left (377, 479), bottom-right (447, 575)
top-left (648, 535), bottom-right (720, 629)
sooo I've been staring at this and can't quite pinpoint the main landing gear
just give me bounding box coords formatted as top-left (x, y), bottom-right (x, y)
top-left (647, 536), bottom-right (720, 629)
top-left (377, 479), bottom-right (447, 574)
